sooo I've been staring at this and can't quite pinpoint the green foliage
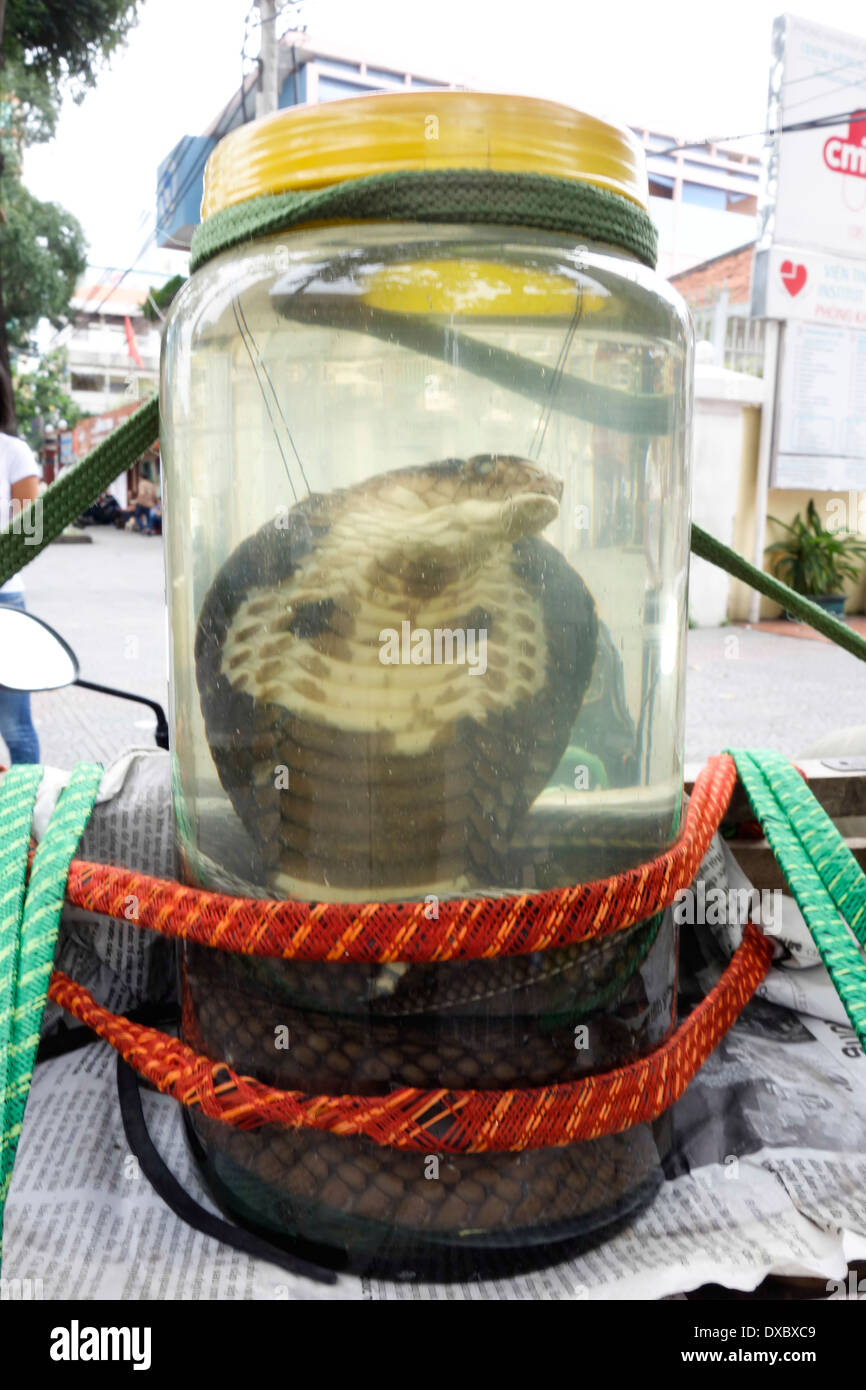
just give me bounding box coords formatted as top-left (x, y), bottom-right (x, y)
top-left (0, 181), bottom-right (87, 350)
top-left (0, 0), bottom-right (142, 415)
top-left (2, 1), bottom-right (142, 95)
top-left (0, 3), bottom-right (141, 153)
top-left (0, 60), bottom-right (61, 154)
top-left (765, 499), bottom-right (866, 597)
top-left (12, 349), bottom-right (81, 450)
top-left (142, 273), bottom-right (186, 323)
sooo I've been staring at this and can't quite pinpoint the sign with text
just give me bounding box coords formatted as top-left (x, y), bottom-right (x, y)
top-left (773, 320), bottom-right (866, 488)
top-left (758, 15), bottom-right (866, 263)
top-left (72, 401), bottom-right (158, 461)
top-left (754, 244), bottom-right (866, 326)
top-left (756, 16), bottom-right (866, 492)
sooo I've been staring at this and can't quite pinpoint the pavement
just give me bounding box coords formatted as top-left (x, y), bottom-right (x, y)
top-left (11, 525), bottom-right (167, 768)
top-left (685, 624), bottom-right (865, 764)
top-left (3, 523), bottom-right (864, 771)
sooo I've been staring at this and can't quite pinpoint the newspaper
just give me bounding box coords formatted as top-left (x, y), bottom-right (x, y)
top-left (694, 835), bottom-right (852, 1027)
top-left (6, 1016), bottom-right (866, 1300)
top-left (4, 754), bottom-right (866, 1299)
top-left (35, 750), bottom-right (177, 1038)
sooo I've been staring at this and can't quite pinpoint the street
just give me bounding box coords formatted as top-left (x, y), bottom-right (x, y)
top-left (6, 525), bottom-right (865, 772)
top-left (16, 526), bottom-right (168, 767)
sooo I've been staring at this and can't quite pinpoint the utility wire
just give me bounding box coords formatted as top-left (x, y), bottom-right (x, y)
top-left (784, 69), bottom-right (866, 115)
top-left (71, 84), bottom-right (249, 328)
top-left (66, 93), bottom-right (866, 338)
top-left (51, 141), bottom-right (195, 338)
top-left (56, 23), bottom-right (866, 337)
top-left (781, 55), bottom-right (866, 88)
top-left (655, 104), bottom-right (866, 156)
top-left (74, 5), bottom-right (294, 327)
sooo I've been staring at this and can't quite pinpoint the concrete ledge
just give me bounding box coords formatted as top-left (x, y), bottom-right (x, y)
top-left (54, 530), bottom-right (93, 545)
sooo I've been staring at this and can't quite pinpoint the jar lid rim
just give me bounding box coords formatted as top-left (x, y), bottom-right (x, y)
top-left (200, 90), bottom-right (649, 223)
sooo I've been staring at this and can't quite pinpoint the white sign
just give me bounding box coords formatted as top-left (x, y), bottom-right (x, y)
top-left (755, 244), bottom-right (866, 326)
top-left (762, 14), bottom-right (866, 261)
top-left (774, 319), bottom-right (866, 488)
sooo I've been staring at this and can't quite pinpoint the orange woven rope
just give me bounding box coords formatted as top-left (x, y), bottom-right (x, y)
top-left (61, 753), bottom-right (736, 964)
top-left (47, 922), bottom-right (772, 1151)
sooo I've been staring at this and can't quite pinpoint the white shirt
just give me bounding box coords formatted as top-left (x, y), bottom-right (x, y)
top-left (0, 432), bottom-right (40, 594)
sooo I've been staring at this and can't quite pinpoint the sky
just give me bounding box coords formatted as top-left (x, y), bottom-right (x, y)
top-left (20, 0), bottom-right (866, 294)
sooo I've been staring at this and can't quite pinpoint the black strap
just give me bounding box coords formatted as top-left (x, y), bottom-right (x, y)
top-left (37, 1004), bottom-right (182, 1063)
top-left (116, 1056), bottom-right (338, 1287)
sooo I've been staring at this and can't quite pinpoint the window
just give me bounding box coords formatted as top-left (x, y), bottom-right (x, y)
top-left (726, 191), bottom-right (758, 215)
top-left (107, 377), bottom-right (129, 394)
top-left (649, 176), bottom-right (675, 200)
top-left (317, 75), bottom-right (376, 102)
top-left (70, 373), bottom-right (102, 393)
top-left (319, 58), bottom-right (360, 75)
top-left (681, 182), bottom-right (727, 210)
top-left (366, 65), bottom-right (403, 83)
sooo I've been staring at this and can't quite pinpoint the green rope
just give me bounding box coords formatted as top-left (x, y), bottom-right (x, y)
top-left (0, 765), bottom-right (43, 1193)
top-left (730, 749), bottom-right (866, 1052)
top-left (692, 523), bottom-right (866, 665)
top-left (274, 292), bottom-right (673, 437)
top-left (745, 753), bottom-right (866, 946)
top-left (0, 395), bottom-right (159, 591)
top-left (189, 169), bottom-right (660, 273)
top-left (0, 761), bottom-right (103, 1269)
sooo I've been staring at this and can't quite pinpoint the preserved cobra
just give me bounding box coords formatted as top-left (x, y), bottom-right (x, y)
top-left (194, 453), bottom-right (598, 897)
top-left (186, 455), bottom-right (673, 1262)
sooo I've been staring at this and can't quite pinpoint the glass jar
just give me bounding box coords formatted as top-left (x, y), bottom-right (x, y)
top-left (161, 92), bottom-right (693, 1275)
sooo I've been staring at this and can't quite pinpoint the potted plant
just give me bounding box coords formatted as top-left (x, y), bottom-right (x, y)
top-left (765, 500), bottom-right (866, 618)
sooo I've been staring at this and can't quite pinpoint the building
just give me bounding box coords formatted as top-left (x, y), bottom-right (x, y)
top-left (669, 242), bottom-right (756, 307)
top-left (157, 33), bottom-right (462, 250)
top-left (156, 30), bottom-right (762, 277)
top-left (639, 139), bottom-right (760, 278)
top-left (25, 276), bottom-right (161, 489)
top-left (59, 279), bottom-right (160, 419)
top-left (667, 241), bottom-right (766, 379)
top-left (29, 275), bottom-right (161, 428)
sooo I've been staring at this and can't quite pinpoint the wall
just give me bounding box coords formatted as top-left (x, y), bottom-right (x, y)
top-left (728, 405), bottom-right (762, 620)
top-left (652, 199), bottom-right (760, 279)
top-left (721, 405), bottom-right (866, 619)
top-left (689, 357), bottom-right (765, 626)
top-left (730, 484), bottom-right (866, 619)
top-left (670, 243), bottom-right (755, 306)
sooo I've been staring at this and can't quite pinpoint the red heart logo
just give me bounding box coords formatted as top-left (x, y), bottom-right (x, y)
top-left (780, 260), bottom-right (807, 296)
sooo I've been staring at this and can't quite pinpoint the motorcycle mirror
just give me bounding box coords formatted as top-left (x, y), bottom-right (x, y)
top-left (0, 607), bottom-right (79, 691)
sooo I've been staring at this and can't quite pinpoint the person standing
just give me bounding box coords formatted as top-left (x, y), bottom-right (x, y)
top-left (0, 365), bottom-right (41, 762)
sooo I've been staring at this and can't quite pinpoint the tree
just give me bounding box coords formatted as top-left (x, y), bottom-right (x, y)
top-left (142, 273), bottom-right (185, 323)
top-left (2, 183), bottom-right (86, 351)
top-left (13, 348), bottom-right (81, 450)
top-left (0, 0), bottom-right (142, 419)
top-left (3, 2), bottom-right (142, 93)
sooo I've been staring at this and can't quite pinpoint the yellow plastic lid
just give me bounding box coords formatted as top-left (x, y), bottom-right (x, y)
top-left (359, 259), bottom-right (606, 317)
top-left (200, 90), bottom-right (648, 222)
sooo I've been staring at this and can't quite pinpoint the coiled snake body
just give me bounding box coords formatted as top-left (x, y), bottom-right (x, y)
top-left (188, 456), bottom-right (671, 1259)
top-left (195, 454), bottom-right (597, 898)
